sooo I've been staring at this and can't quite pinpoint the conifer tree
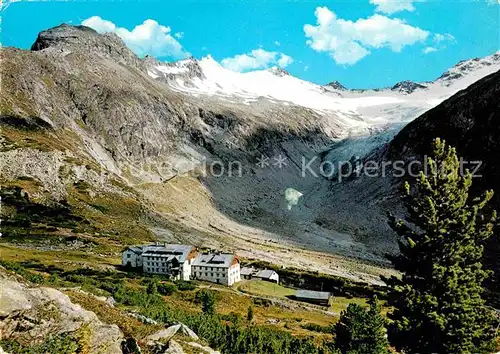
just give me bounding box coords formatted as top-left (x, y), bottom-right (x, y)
top-left (334, 296), bottom-right (389, 354)
top-left (385, 138), bottom-right (497, 353)
top-left (146, 279), bottom-right (158, 295)
top-left (247, 305), bottom-right (254, 322)
top-left (196, 289), bottom-right (216, 315)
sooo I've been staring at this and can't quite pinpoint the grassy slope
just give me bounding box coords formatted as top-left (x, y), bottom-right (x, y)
top-left (239, 279), bottom-right (296, 298)
top-left (1, 121), bottom-right (159, 251)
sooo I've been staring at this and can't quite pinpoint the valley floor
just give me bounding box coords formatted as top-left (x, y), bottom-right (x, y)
top-left (0, 242), bottom-right (390, 353)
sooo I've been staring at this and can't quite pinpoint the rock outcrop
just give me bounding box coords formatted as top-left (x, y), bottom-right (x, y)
top-left (325, 80), bottom-right (346, 90)
top-left (146, 323), bottom-right (199, 343)
top-left (0, 272), bottom-right (124, 353)
top-left (391, 80), bottom-right (427, 94)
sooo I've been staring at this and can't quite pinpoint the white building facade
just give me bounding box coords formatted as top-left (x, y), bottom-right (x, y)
top-left (122, 243), bottom-right (196, 281)
top-left (191, 253), bottom-right (241, 286)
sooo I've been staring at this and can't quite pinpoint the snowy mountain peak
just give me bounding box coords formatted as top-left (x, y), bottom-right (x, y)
top-left (436, 51), bottom-right (500, 86)
top-left (268, 67), bottom-right (290, 77)
top-left (144, 51), bottom-right (500, 135)
top-left (391, 80), bottom-right (427, 94)
top-left (325, 81), bottom-right (347, 91)
top-left (146, 56), bottom-right (204, 82)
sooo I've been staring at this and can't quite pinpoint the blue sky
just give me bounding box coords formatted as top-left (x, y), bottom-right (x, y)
top-left (2, 0), bottom-right (499, 88)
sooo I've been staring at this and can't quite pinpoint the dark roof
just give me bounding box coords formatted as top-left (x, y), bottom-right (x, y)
top-left (126, 246), bottom-right (144, 254)
top-left (192, 253), bottom-right (235, 268)
top-left (295, 290), bottom-right (331, 300)
top-left (125, 244), bottom-right (193, 262)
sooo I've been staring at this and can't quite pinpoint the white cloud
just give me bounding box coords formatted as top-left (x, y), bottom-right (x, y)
top-left (174, 32), bottom-right (184, 39)
top-left (423, 33), bottom-right (456, 53)
top-left (81, 16), bottom-right (185, 59)
top-left (221, 48), bottom-right (293, 72)
top-left (423, 46), bottom-right (438, 54)
top-left (433, 33), bottom-right (455, 43)
top-left (277, 54), bottom-right (293, 67)
top-left (304, 7), bottom-right (429, 65)
top-left (83, 16), bottom-right (116, 33)
top-left (369, 0), bottom-right (417, 14)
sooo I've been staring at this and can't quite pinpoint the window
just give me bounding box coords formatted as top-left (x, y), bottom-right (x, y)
top-left (127, 254), bottom-right (131, 258)
top-left (147, 267), bottom-right (150, 272)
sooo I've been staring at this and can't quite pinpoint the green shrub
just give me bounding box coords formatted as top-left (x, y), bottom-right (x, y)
top-left (0, 332), bottom-right (79, 354)
top-left (195, 289), bottom-right (216, 315)
top-left (157, 283), bottom-right (177, 296)
top-left (175, 280), bottom-right (196, 291)
top-left (300, 323), bottom-right (333, 334)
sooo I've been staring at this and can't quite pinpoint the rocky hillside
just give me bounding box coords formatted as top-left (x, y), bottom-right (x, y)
top-left (0, 268), bottom-right (222, 353)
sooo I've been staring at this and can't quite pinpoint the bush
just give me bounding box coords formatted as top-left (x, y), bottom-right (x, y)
top-left (247, 305), bottom-right (254, 322)
top-left (157, 283), bottom-right (177, 296)
top-left (175, 280), bottom-right (196, 291)
top-left (0, 260), bottom-right (45, 284)
top-left (195, 289), bottom-right (216, 315)
top-left (220, 312), bottom-right (243, 325)
top-left (252, 298), bottom-right (272, 307)
top-left (146, 280), bottom-right (158, 295)
top-left (0, 332), bottom-right (80, 354)
top-left (300, 323), bottom-right (333, 334)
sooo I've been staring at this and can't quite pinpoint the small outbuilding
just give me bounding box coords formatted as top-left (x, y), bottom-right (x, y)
top-left (254, 269), bottom-right (279, 284)
top-left (240, 266), bottom-right (256, 280)
top-left (293, 290), bottom-right (332, 306)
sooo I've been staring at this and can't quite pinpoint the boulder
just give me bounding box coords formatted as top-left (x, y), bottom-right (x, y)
top-left (145, 322), bottom-right (198, 342)
top-left (165, 339), bottom-right (184, 354)
top-left (187, 341), bottom-right (221, 354)
top-left (0, 275), bottom-right (123, 353)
